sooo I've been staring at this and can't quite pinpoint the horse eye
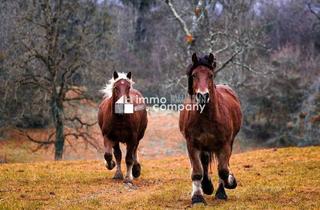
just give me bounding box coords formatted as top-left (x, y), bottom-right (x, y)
top-left (209, 75), bottom-right (213, 79)
top-left (192, 74), bottom-right (197, 79)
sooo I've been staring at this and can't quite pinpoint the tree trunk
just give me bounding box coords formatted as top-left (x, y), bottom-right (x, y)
top-left (51, 97), bottom-right (64, 160)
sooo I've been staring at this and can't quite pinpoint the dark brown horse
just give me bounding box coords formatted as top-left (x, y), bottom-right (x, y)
top-left (179, 53), bottom-right (242, 204)
top-left (98, 71), bottom-right (148, 184)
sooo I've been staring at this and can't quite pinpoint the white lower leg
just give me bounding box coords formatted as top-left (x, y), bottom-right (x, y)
top-left (125, 164), bottom-right (133, 181)
top-left (192, 180), bottom-right (203, 196)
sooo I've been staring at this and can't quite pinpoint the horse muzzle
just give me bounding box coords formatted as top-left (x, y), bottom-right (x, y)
top-left (196, 92), bottom-right (210, 105)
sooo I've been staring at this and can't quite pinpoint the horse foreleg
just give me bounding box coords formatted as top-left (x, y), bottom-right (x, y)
top-left (132, 141), bottom-right (141, 178)
top-left (200, 151), bottom-right (214, 195)
top-left (123, 143), bottom-right (135, 184)
top-left (215, 143), bottom-right (237, 200)
top-left (187, 143), bottom-right (206, 205)
top-left (104, 136), bottom-right (115, 170)
top-left (113, 143), bottom-right (123, 179)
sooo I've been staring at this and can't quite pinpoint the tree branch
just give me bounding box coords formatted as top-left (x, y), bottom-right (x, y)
top-left (215, 48), bottom-right (243, 75)
top-left (165, 0), bottom-right (192, 37)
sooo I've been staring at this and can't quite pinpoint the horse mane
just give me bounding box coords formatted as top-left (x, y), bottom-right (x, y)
top-left (100, 72), bottom-right (135, 98)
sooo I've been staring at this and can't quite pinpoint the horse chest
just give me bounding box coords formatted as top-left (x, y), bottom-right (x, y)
top-left (188, 120), bottom-right (224, 150)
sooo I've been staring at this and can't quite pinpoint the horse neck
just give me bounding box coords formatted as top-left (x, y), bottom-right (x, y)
top-left (110, 94), bottom-right (116, 116)
top-left (207, 87), bottom-right (220, 119)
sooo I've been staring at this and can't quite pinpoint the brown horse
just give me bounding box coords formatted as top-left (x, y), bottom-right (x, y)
top-left (98, 71), bottom-right (148, 184)
top-left (179, 53), bottom-right (242, 204)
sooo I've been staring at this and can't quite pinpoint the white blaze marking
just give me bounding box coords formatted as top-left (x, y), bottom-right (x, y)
top-left (196, 89), bottom-right (209, 95)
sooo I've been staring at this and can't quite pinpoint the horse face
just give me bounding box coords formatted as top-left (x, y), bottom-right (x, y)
top-left (192, 67), bottom-right (214, 105)
top-left (113, 79), bottom-right (131, 101)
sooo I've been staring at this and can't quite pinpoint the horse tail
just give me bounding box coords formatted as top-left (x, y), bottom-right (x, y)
top-left (201, 151), bottom-right (215, 174)
top-left (208, 151), bottom-right (215, 174)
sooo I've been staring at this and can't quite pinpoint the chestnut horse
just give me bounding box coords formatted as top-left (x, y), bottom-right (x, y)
top-left (98, 71), bottom-right (147, 184)
top-left (179, 53), bottom-right (242, 204)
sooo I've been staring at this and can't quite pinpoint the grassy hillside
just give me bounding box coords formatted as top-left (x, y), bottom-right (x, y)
top-left (0, 146), bottom-right (319, 209)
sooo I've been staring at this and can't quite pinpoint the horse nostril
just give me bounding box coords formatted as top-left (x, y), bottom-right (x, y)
top-left (196, 93), bottom-right (209, 104)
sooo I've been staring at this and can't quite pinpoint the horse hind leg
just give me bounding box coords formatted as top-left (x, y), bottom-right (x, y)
top-left (200, 151), bottom-right (214, 195)
top-left (113, 143), bottom-right (123, 180)
top-left (132, 142), bottom-right (141, 178)
top-left (215, 143), bottom-right (237, 200)
top-left (104, 136), bottom-right (115, 170)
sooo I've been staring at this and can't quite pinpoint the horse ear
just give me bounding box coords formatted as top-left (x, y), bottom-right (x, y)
top-left (208, 53), bottom-right (214, 64)
top-left (127, 72), bottom-right (132, 79)
top-left (113, 71), bottom-right (119, 80)
top-left (192, 53), bottom-right (198, 64)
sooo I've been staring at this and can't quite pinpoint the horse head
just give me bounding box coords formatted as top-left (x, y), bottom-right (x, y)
top-left (112, 71), bottom-right (132, 102)
top-left (187, 53), bottom-right (216, 106)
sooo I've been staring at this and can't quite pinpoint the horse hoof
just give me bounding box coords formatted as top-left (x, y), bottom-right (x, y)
top-left (113, 172), bottom-right (124, 180)
top-left (215, 191), bottom-right (228, 200)
top-left (224, 175), bottom-right (237, 189)
top-left (191, 194), bottom-right (206, 205)
top-left (202, 177), bottom-right (214, 195)
top-left (132, 163), bottom-right (141, 178)
top-left (105, 160), bottom-right (115, 170)
top-left (215, 184), bottom-right (228, 200)
top-left (123, 178), bottom-right (133, 184)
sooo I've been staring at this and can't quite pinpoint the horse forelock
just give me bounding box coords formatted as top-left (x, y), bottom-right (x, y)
top-left (100, 72), bottom-right (134, 98)
top-left (186, 55), bottom-right (216, 76)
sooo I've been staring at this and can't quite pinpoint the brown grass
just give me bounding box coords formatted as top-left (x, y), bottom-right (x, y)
top-left (0, 146), bottom-right (319, 209)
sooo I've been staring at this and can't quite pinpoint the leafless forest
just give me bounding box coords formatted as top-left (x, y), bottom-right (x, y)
top-left (0, 0), bottom-right (319, 160)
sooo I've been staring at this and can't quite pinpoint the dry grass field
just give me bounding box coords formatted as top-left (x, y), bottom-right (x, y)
top-left (0, 146), bottom-right (319, 209)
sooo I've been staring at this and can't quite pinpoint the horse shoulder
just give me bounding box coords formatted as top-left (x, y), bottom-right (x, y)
top-left (179, 97), bottom-right (193, 134)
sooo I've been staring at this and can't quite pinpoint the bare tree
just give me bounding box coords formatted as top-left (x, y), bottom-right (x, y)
top-left (12, 0), bottom-right (108, 160)
top-left (164, 0), bottom-right (265, 77)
